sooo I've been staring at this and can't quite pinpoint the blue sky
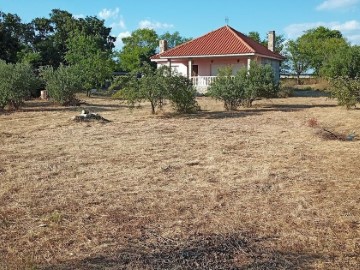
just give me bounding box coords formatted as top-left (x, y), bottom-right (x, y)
top-left (1, 0), bottom-right (360, 49)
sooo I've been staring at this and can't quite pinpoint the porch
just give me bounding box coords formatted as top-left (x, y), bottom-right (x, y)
top-left (190, 76), bottom-right (216, 94)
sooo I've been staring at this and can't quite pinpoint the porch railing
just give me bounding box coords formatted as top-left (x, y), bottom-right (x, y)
top-left (191, 76), bottom-right (218, 87)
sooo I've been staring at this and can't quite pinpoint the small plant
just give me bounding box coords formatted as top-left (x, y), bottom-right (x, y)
top-left (307, 117), bottom-right (318, 127)
top-left (48, 210), bottom-right (63, 224)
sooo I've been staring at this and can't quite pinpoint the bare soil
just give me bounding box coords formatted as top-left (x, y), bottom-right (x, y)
top-left (1, 96), bottom-right (359, 269)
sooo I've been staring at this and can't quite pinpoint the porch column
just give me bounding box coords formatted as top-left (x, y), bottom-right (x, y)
top-left (247, 58), bottom-right (251, 71)
top-left (188, 59), bottom-right (193, 79)
top-left (168, 59), bottom-right (172, 69)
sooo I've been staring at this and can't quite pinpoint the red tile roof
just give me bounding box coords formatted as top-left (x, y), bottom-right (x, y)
top-left (151, 25), bottom-right (285, 60)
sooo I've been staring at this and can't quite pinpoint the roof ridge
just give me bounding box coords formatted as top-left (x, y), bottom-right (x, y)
top-left (151, 25), bottom-right (285, 60)
top-left (229, 26), bottom-right (285, 59)
top-left (226, 25), bottom-right (255, 53)
top-left (156, 26), bottom-right (228, 58)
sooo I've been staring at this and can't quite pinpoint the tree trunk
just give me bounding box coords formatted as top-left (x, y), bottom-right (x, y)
top-left (296, 74), bottom-right (301, 85)
top-left (151, 102), bottom-right (156, 114)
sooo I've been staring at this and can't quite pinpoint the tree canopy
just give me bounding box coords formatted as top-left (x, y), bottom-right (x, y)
top-left (283, 39), bottom-right (310, 83)
top-left (158, 31), bottom-right (192, 49)
top-left (117, 28), bottom-right (158, 72)
top-left (65, 32), bottom-right (114, 96)
top-left (321, 45), bottom-right (360, 79)
top-left (297, 26), bottom-right (348, 75)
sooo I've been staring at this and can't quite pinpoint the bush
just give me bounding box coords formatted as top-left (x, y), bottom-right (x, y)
top-left (0, 60), bottom-right (39, 109)
top-left (40, 65), bottom-right (81, 106)
top-left (166, 73), bottom-right (199, 113)
top-left (207, 66), bottom-right (244, 110)
top-left (110, 75), bottom-right (132, 91)
top-left (116, 64), bottom-right (200, 114)
top-left (208, 62), bottom-right (279, 110)
top-left (329, 77), bottom-right (360, 109)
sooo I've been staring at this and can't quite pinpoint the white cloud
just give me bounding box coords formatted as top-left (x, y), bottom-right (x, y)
top-left (316, 0), bottom-right (359, 10)
top-left (98, 7), bottom-right (120, 20)
top-left (284, 20), bottom-right (360, 44)
top-left (115, 31), bottom-right (131, 49)
top-left (73, 14), bottom-right (85, 19)
top-left (110, 16), bottom-right (126, 30)
top-left (347, 34), bottom-right (360, 43)
top-left (284, 22), bottom-right (325, 39)
top-left (138, 19), bottom-right (174, 30)
top-left (332, 20), bottom-right (360, 31)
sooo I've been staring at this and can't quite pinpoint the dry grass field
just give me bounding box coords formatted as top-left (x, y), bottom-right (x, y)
top-left (1, 93), bottom-right (359, 269)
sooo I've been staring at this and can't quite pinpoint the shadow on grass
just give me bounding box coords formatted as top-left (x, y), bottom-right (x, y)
top-left (14, 100), bottom-right (131, 113)
top-left (293, 90), bottom-right (330, 98)
top-left (161, 102), bottom-right (337, 120)
top-left (267, 103), bottom-right (337, 111)
top-left (41, 232), bottom-right (322, 270)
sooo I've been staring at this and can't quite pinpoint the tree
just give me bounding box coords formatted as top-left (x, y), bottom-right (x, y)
top-left (0, 12), bottom-right (32, 63)
top-left (284, 39), bottom-right (310, 84)
top-left (207, 66), bottom-right (243, 110)
top-left (30, 9), bottom-right (115, 68)
top-left (118, 29), bottom-right (158, 72)
top-left (165, 70), bottom-right (199, 113)
top-left (208, 62), bottom-right (278, 110)
top-left (40, 65), bottom-right (81, 105)
top-left (248, 31), bottom-right (262, 43)
top-left (321, 45), bottom-right (360, 79)
top-left (114, 64), bottom-right (199, 114)
top-left (119, 63), bottom-right (167, 114)
top-left (243, 62), bottom-right (279, 107)
top-left (322, 45), bottom-right (360, 109)
top-left (329, 76), bottom-right (360, 109)
top-left (0, 60), bottom-right (39, 109)
top-left (297, 26), bottom-right (348, 75)
top-left (65, 32), bottom-right (113, 96)
top-left (158, 31), bottom-right (192, 49)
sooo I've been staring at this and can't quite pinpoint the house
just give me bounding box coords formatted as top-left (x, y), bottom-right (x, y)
top-left (151, 25), bottom-right (285, 93)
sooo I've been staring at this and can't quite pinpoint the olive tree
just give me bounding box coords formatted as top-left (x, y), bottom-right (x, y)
top-left (208, 62), bottom-right (278, 110)
top-left (0, 60), bottom-right (39, 109)
top-left (40, 65), bottom-right (81, 106)
top-left (114, 64), bottom-right (199, 114)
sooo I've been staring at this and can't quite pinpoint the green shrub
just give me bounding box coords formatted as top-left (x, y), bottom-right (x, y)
top-left (110, 75), bottom-right (132, 91)
top-left (207, 66), bottom-right (243, 110)
top-left (329, 76), bottom-right (360, 109)
top-left (112, 65), bottom-right (200, 114)
top-left (208, 63), bottom-right (279, 110)
top-left (40, 65), bottom-right (81, 106)
top-left (166, 73), bottom-right (199, 113)
top-left (0, 60), bottom-right (39, 109)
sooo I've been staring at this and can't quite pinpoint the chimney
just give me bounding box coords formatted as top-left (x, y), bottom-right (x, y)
top-left (159, 40), bottom-right (168, 53)
top-left (268, 31), bottom-right (275, 52)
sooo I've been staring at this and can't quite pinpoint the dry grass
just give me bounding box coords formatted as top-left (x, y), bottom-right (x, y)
top-left (0, 95), bottom-right (359, 269)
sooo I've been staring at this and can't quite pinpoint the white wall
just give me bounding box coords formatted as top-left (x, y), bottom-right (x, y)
top-left (261, 58), bottom-right (281, 81)
top-left (158, 61), bottom-right (188, 77)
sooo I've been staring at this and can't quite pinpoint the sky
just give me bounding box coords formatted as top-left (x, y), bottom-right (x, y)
top-left (1, 0), bottom-right (360, 49)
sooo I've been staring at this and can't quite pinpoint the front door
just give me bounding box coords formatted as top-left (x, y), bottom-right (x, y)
top-left (192, 65), bottom-right (199, 77)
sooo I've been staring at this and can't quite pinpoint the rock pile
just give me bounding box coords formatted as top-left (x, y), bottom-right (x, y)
top-left (72, 110), bottom-right (111, 122)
